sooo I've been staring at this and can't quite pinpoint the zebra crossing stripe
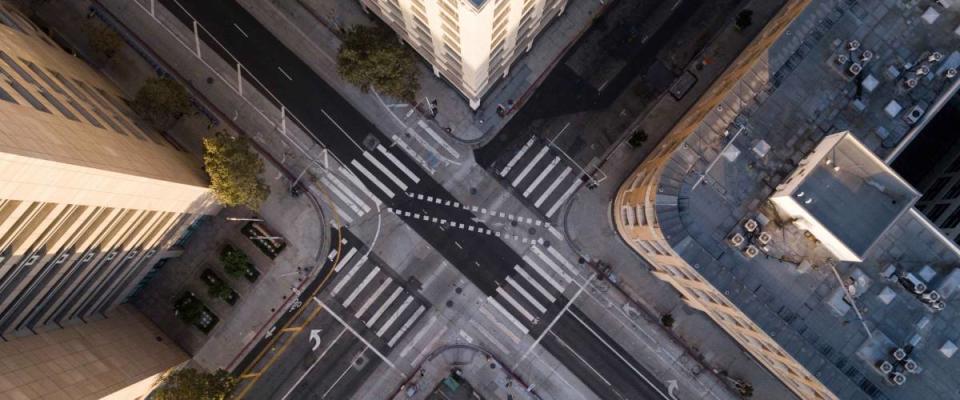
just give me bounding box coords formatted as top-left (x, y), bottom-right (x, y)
top-left (377, 144), bottom-right (420, 183)
top-left (367, 286), bottom-right (403, 328)
top-left (343, 266), bottom-right (380, 307)
top-left (363, 151), bottom-right (408, 191)
top-left (546, 177), bottom-right (583, 218)
top-left (355, 278), bottom-right (393, 318)
top-left (532, 246), bottom-right (572, 283)
top-left (332, 255), bottom-right (367, 295)
top-left (416, 120), bottom-right (461, 159)
top-left (339, 166), bottom-right (382, 205)
top-left (496, 287), bottom-right (536, 322)
top-left (500, 136), bottom-right (536, 177)
top-left (506, 276), bottom-right (547, 313)
top-left (547, 246), bottom-right (580, 278)
top-left (535, 166), bottom-right (572, 207)
top-left (522, 255), bottom-right (565, 292)
top-left (512, 146), bottom-right (550, 187)
top-left (321, 176), bottom-right (363, 215)
top-left (388, 305), bottom-right (426, 347)
top-left (325, 174), bottom-right (371, 213)
top-left (523, 156), bottom-right (560, 197)
top-left (514, 265), bottom-right (556, 302)
top-left (377, 296), bottom-right (414, 337)
top-left (487, 297), bottom-right (529, 334)
top-left (333, 248), bottom-right (358, 273)
top-left (351, 160), bottom-right (395, 198)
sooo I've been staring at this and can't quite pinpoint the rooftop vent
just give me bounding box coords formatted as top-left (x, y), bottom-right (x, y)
top-left (743, 245), bottom-right (759, 258)
top-left (947, 68), bottom-right (958, 79)
top-left (893, 347), bottom-right (908, 361)
top-left (744, 219), bottom-right (758, 232)
top-left (860, 50), bottom-right (874, 62)
top-left (904, 105), bottom-right (926, 125)
top-left (888, 372), bottom-right (907, 386)
top-left (758, 231), bottom-right (772, 245)
top-left (849, 62), bottom-right (863, 76)
top-left (729, 233), bottom-right (745, 247)
top-left (903, 359), bottom-right (919, 374)
top-left (846, 40), bottom-right (861, 51)
top-left (929, 51), bottom-right (944, 63)
top-left (904, 78), bottom-right (919, 89)
top-left (877, 360), bottom-right (894, 374)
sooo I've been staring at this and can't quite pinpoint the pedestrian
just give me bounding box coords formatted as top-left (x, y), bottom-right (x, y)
top-left (431, 106), bottom-right (438, 117)
top-left (496, 104), bottom-right (506, 116)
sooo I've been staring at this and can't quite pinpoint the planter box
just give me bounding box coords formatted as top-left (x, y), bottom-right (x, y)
top-left (241, 221), bottom-right (285, 259)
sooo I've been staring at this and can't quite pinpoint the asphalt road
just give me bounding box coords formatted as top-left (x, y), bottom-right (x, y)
top-left (156, 1), bottom-right (669, 398)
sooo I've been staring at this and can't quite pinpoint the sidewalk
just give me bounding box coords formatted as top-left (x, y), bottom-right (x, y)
top-left (27, 0), bottom-right (331, 371)
top-left (241, 0), bottom-right (610, 145)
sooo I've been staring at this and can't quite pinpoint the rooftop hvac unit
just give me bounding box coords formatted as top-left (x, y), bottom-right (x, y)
top-left (835, 54), bottom-right (849, 65)
top-left (913, 282), bottom-right (927, 295)
top-left (893, 347), bottom-right (908, 361)
top-left (758, 232), bottom-right (772, 245)
top-left (877, 360), bottom-right (894, 374)
top-left (947, 68), bottom-right (958, 79)
top-left (847, 40), bottom-right (861, 51)
top-left (920, 290), bottom-right (941, 303)
top-left (904, 105), bottom-right (926, 125)
top-left (917, 65), bottom-right (931, 76)
top-left (903, 359), bottom-right (919, 374)
top-left (729, 233), bottom-right (745, 247)
top-left (932, 300), bottom-right (946, 311)
top-left (929, 51), bottom-right (944, 63)
top-left (904, 78), bottom-right (919, 89)
top-left (888, 372), bottom-right (907, 386)
top-left (744, 219), bottom-right (758, 232)
top-left (743, 245), bottom-right (759, 258)
top-left (860, 50), bottom-right (874, 62)
top-left (849, 62), bottom-right (863, 76)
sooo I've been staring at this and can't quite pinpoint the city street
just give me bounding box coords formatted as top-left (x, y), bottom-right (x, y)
top-left (154, 0), bottom-right (674, 398)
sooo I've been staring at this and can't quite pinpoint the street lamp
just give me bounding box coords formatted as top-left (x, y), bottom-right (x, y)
top-left (226, 217), bottom-right (263, 222)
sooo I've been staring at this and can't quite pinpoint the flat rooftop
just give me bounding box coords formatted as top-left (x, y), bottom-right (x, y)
top-left (653, 0), bottom-right (960, 399)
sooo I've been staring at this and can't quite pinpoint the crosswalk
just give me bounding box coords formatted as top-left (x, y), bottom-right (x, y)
top-left (381, 98), bottom-right (462, 174)
top-left (499, 137), bottom-right (586, 219)
top-left (324, 243), bottom-right (428, 349)
top-left (481, 244), bottom-right (583, 340)
top-left (316, 146), bottom-right (422, 226)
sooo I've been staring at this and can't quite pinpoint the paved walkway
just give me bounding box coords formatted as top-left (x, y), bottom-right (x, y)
top-left (241, 0), bottom-right (610, 145)
top-left (29, 0), bottom-right (331, 371)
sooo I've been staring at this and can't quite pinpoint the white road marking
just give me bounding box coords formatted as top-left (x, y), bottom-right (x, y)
top-left (487, 297), bottom-right (529, 334)
top-left (322, 349), bottom-right (364, 398)
top-left (548, 246), bottom-right (580, 278)
top-left (313, 297), bottom-right (396, 370)
top-left (535, 166), bottom-right (572, 207)
top-left (233, 23), bottom-right (248, 38)
top-left (325, 174), bottom-right (370, 213)
top-left (388, 305), bottom-right (426, 347)
top-left (339, 166), bottom-right (381, 205)
top-left (479, 305), bottom-right (522, 344)
top-left (351, 160), bottom-right (395, 198)
top-left (500, 136), bottom-right (536, 177)
top-left (512, 146), bottom-right (550, 187)
top-left (416, 120), bottom-right (461, 159)
top-left (392, 134), bottom-right (437, 175)
top-left (355, 278), bottom-right (392, 318)
top-left (280, 328), bottom-right (347, 400)
top-left (522, 255), bottom-right (565, 292)
top-left (366, 287), bottom-right (403, 328)
top-left (400, 314), bottom-right (438, 359)
top-left (364, 151), bottom-right (409, 190)
top-left (507, 276), bottom-right (547, 313)
top-left (332, 255), bottom-right (367, 294)
top-left (550, 331), bottom-right (612, 385)
top-left (327, 249), bottom-right (338, 261)
top-left (413, 325), bottom-right (448, 365)
top-left (523, 156), bottom-right (560, 197)
top-left (514, 265), bottom-right (556, 302)
top-left (517, 276), bottom-right (590, 366)
top-left (377, 296), bottom-right (414, 337)
top-left (333, 248), bottom-right (358, 273)
top-left (342, 266), bottom-right (379, 307)
top-left (532, 246), bottom-right (572, 283)
top-left (277, 66), bottom-right (293, 81)
top-left (546, 176), bottom-right (583, 217)
top-left (497, 287), bottom-right (536, 322)
top-left (321, 176), bottom-right (363, 215)
top-left (471, 319), bottom-right (512, 356)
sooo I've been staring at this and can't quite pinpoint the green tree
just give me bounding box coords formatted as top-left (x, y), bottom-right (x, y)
top-left (628, 130), bottom-right (648, 148)
top-left (220, 246), bottom-right (251, 279)
top-left (84, 21), bottom-right (123, 61)
top-left (208, 280), bottom-right (234, 302)
top-left (337, 25), bottom-right (420, 101)
top-left (131, 77), bottom-right (192, 131)
top-left (202, 132), bottom-right (269, 210)
top-left (175, 295), bottom-right (204, 324)
top-left (153, 368), bottom-right (237, 400)
top-left (735, 9), bottom-right (754, 31)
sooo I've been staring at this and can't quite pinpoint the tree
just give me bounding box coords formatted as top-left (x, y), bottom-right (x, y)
top-left (131, 77), bottom-right (192, 131)
top-left (628, 130), bottom-right (648, 148)
top-left (220, 246), bottom-right (251, 279)
top-left (337, 25), bottom-right (420, 101)
top-left (153, 368), bottom-right (237, 400)
top-left (208, 280), bottom-right (234, 302)
top-left (660, 313), bottom-right (675, 328)
top-left (84, 21), bottom-right (123, 62)
top-left (735, 9), bottom-right (754, 31)
top-left (175, 295), bottom-right (205, 324)
top-left (202, 132), bottom-right (270, 210)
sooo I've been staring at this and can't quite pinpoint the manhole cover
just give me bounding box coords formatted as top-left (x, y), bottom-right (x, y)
top-left (511, 220), bottom-right (518, 227)
top-left (355, 357), bottom-right (365, 366)
top-left (543, 241), bottom-right (550, 248)
top-left (528, 227), bottom-right (536, 235)
top-left (446, 300), bottom-right (454, 307)
top-left (578, 257), bottom-right (585, 264)
top-left (455, 287), bottom-right (463, 294)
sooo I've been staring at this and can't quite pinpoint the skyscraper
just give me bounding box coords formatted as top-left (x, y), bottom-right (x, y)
top-left (358, 0), bottom-right (567, 108)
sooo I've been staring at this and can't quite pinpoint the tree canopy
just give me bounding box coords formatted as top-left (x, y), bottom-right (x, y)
top-left (337, 25), bottom-right (420, 101)
top-left (131, 77), bottom-right (192, 131)
top-left (220, 246), bottom-right (252, 278)
top-left (153, 368), bottom-right (237, 400)
top-left (85, 21), bottom-right (123, 61)
top-left (202, 132), bottom-right (270, 210)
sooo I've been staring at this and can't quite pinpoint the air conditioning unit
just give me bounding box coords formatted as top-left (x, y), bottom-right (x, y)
top-left (913, 282), bottom-right (927, 294)
top-left (835, 54), bottom-right (849, 65)
top-left (916, 65), bottom-right (931, 76)
top-left (932, 300), bottom-right (946, 311)
top-left (904, 78), bottom-right (919, 89)
top-left (848, 62), bottom-right (863, 76)
top-left (893, 347), bottom-right (908, 361)
top-left (888, 372), bottom-right (907, 386)
top-left (744, 219), bottom-right (758, 232)
top-left (920, 290), bottom-right (941, 303)
top-left (904, 105), bottom-right (925, 125)
top-left (758, 232), bottom-right (772, 245)
top-left (903, 359), bottom-right (919, 374)
top-left (860, 50), bottom-right (874, 62)
top-left (743, 245), bottom-right (759, 258)
top-left (929, 51), bottom-right (944, 63)
top-left (877, 360), bottom-right (894, 374)
top-left (729, 233), bottom-right (745, 247)
top-left (947, 68), bottom-right (958, 79)
top-left (846, 40), bottom-right (860, 51)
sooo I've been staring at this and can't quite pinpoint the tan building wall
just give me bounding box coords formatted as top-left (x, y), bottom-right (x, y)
top-left (0, 304), bottom-right (187, 400)
top-left (0, 2), bottom-right (218, 340)
top-left (359, 0), bottom-right (567, 108)
top-left (612, 1), bottom-right (837, 399)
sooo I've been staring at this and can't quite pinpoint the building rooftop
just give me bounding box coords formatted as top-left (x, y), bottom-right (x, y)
top-left (651, 0), bottom-right (960, 399)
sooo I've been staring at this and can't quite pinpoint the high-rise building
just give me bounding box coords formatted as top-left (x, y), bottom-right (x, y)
top-left (358, 0), bottom-right (567, 108)
top-left (0, 1), bottom-right (218, 341)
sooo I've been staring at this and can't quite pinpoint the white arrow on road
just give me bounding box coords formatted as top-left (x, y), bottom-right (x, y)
top-left (666, 379), bottom-right (679, 400)
top-left (309, 329), bottom-right (322, 351)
